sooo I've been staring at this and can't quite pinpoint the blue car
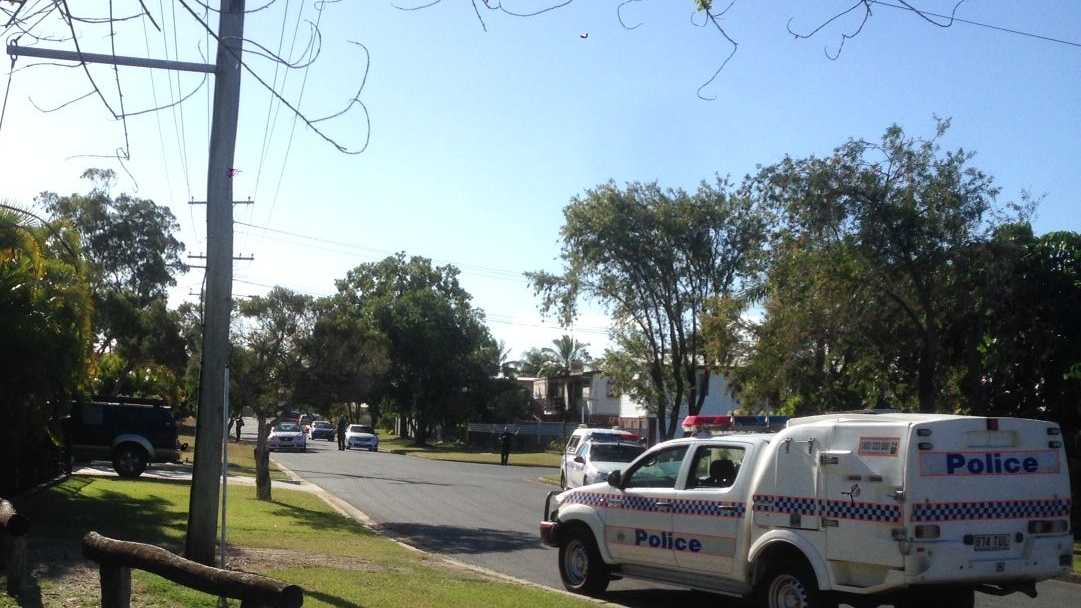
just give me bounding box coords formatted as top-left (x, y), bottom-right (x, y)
top-left (309, 420), bottom-right (335, 441)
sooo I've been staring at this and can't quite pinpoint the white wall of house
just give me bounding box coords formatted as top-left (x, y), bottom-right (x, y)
top-left (585, 375), bottom-right (622, 417)
top-left (618, 372), bottom-right (743, 419)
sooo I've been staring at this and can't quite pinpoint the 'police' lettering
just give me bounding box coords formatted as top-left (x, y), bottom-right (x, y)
top-left (942, 452), bottom-right (1048, 476)
top-left (633, 529), bottom-right (702, 552)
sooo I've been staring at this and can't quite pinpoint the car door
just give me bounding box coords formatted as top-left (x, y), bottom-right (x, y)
top-left (602, 444), bottom-right (689, 569)
top-left (567, 441), bottom-right (590, 487)
top-left (670, 442), bottom-right (749, 575)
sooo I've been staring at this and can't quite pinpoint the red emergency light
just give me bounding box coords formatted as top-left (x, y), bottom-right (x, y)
top-left (681, 415), bottom-right (732, 434)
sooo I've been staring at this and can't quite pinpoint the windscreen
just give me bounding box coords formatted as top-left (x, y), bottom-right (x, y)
top-left (590, 444), bottom-right (644, 462)
top-left (276, 422), bottom-right (300, 432)
top-left (349, 425), bottom-right (373, 433)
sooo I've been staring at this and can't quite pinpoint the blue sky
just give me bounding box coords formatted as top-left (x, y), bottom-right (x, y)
top-left (2, 1), bottom-right (1079, 358)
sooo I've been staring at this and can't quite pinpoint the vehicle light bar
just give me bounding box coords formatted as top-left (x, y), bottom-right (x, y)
top-left (681, 414), bottom-right (790, 435)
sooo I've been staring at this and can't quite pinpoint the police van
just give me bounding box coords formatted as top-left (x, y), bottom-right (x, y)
top-left (539, 412), bottom-right (1072, 608)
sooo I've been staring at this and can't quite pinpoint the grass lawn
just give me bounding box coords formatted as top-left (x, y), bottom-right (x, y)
top-left (380, 434), bottom-right (563, 468)
top-left (4, 476), bottom-right (592, 608)
top-left (180, 429), bottom-right (288, 481)
top-left (1074, 542), bottom-right (1080, 575)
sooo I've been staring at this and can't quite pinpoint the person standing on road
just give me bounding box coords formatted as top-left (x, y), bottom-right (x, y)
top-left (499, 426), bottom-right (517, 466)
top-left (337, 415), bottom-right (349, 451)
top-left (234, 416), bottom-right (244, 442)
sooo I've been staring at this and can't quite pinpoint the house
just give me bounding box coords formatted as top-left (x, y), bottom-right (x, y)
top-left (529, 369), bottom-right (742, 443)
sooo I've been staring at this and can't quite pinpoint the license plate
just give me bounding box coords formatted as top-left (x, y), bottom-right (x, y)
top-left (973, 534), bottom-right (1009, 552)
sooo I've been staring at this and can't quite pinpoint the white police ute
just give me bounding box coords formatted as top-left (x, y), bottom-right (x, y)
top-left (539, 413), bottom-right (1072, 608)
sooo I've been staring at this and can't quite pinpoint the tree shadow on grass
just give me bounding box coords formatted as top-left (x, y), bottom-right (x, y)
top-left (268, 501), bottom-right (377, 538)
top-left (305, 590), bottom-right (365, 608)
top-left (376, 522), bottom-right (541, 555)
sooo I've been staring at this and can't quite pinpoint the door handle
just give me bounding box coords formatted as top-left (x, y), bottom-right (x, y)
top-left (718, 506), bottom-right (739, 513)
top-left (607, 498), bottom-right (624, 505)
top-left (654, 501), bottom-right (672, 510)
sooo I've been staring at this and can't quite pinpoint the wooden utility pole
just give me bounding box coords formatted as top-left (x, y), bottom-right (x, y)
top-left (186, 0), bottom-right (246, 565)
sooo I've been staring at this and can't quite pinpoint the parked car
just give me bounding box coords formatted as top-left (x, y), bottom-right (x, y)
top-left (309, 420), bottom-right (335, 441)
top-left (344, 425), bottom-right (379, 451)
top-left (267, 421), bottom-right (307, 452)
top-left (560, 426), bottom-right (640, 488)
top-left (561, 440), bottom-right (645, 489)
top-left (63, 398), bottom-right (182, 478)
top-left (299, 414), bottom-right (314, 435)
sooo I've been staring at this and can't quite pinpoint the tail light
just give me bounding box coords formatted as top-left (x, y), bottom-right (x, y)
top-left (1048, 427), bottom-right (1061, 436)
top-left (914, 525), bottom-right (940, 540)
top-left (916, 428), bottom-right (932, 437)
top-left (1028, 520), bottom-right (1069, 535)
top-left (918, 442), bottom-right (933, 450)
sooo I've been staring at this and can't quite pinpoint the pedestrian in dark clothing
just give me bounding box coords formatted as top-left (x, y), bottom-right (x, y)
top-left (234, 416), bottom-right (244, 442)
top-left (337, 416), bottom-right (349, 450)
top-left (499, 426), bottom-right (517, 466)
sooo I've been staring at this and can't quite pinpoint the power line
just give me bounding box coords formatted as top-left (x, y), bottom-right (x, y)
top-left (870, 0), bottom-right (1081, 49)
top-left (234, 219), bottom-right (532, 282)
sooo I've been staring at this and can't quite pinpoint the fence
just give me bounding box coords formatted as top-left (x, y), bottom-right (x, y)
top-left (0, 499), bottom-right (29, 598)
top-left (81, 532), bottom-right (303, 608)
top-left (465, 422), bottom-right (574, 451)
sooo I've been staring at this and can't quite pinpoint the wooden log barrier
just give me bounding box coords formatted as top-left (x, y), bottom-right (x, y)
top-left (81, 532), bottom-right (303, 608)
top-left (0, 499), bottom-right (29, 597)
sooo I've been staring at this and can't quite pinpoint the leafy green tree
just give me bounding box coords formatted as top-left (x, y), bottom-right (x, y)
top-left (530, 179), bottom-right (767, 439)
top-left (236, 287), bottom-right (314, 500)
top-left (295, 295), bottom-right (390, 425)
top-left (515, 347), bottom-right (552, 377)
top-left (38, 169), bottom-right (188, 400)
top-left (0, 205), bottom-right (92, 494)
top-left (335, 254), bottom-right (493, 445)
top-left (538, 335), bottom-right (590, 419)
top-left (748, 120), bottom-right (1024, 413)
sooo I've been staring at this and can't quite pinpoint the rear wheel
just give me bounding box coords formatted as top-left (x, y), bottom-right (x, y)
top-left (558, 527), bottom-right (609, 595)
top-left (113, 444), bottom-right (148, 479)
top-left (757, 561), bottom-right (822, 608)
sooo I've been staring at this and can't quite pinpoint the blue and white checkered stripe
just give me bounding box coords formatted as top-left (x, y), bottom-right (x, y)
top-left (753, 495), bottom-right (815, 515)
top-left (670, 499), bottom-right (745, 518)
top-left (564, 491), bottom-right (607, 507)
top-left (752, 495), bottom-right (818, 516)
top-left (822, 499), bottom-right (901, 523)
top-left (911, 498), bottom-right (1071, 522)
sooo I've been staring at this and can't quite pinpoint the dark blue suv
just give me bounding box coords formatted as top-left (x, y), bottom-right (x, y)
top-left (64, 398), bottom-right (181, 478)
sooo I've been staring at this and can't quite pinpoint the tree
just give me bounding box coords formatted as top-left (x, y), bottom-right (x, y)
top-left (335, 254), bottom-right (493, 445)
top-left (38, 170), bottom-right (188, 396)
top-left (236, 287), bottom-right (314, 500)
top-left (516, 347), bottom-right (552, 377)
top-left (0, 204), bottom-right (92, 494)
top-left (529, 179), bottom-right (767, 439)
top-left (749, 120), bottom-right (1023, 413)
top-left (295, 295), bottom-right (390, 425)
top-left (538, 335), bottom-right (591, 420)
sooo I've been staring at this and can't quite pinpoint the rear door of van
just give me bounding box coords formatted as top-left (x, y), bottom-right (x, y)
top-left (907, 417), bottom-right (1070, 569)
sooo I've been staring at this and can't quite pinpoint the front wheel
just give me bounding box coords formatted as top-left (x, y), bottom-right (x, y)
top-left (113, 444), bottom-right (148, 479)
top-left (757, 562), bottom-right (822, 608)
top-left (558, 528), bottom-right (610, 595)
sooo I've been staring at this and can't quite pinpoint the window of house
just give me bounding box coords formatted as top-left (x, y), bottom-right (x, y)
top-left (623, 445), bottom-right (688, 489)
top-left (685, 445), bottom-right (745, 489)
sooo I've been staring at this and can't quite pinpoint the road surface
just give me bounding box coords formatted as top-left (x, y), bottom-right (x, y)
top-left (257, 424), bottom-right (1076, 607)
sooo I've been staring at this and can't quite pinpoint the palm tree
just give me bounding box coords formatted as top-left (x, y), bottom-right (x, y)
top-left (540, 335), bottom-right (590, 421)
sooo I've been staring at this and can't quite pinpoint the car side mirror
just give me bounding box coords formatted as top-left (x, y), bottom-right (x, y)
top-left (607, 470), bottom-right (622, 488)
top-left (573, 456), bottom-right (585, 464)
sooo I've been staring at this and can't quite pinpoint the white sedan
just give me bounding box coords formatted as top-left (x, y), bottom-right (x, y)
top-left (344, 425), bottom-right (379, 451)
top-left (563, 440), bottom-right (645, 489)
top-left (267, 421), bottom-right (307, 452)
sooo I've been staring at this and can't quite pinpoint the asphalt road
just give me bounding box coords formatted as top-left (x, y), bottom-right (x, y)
top-left (260, 425), bottom-right (1076, 608)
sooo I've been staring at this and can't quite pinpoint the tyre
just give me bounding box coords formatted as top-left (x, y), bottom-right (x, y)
top-left (558, 527), bottom-right (610, 595)
top-left (369, 446), bottom-right (377, 452)
top-left (113, 444), bottom-right (148, 479)
top-left (757, 561), bottom-right (821, 608)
